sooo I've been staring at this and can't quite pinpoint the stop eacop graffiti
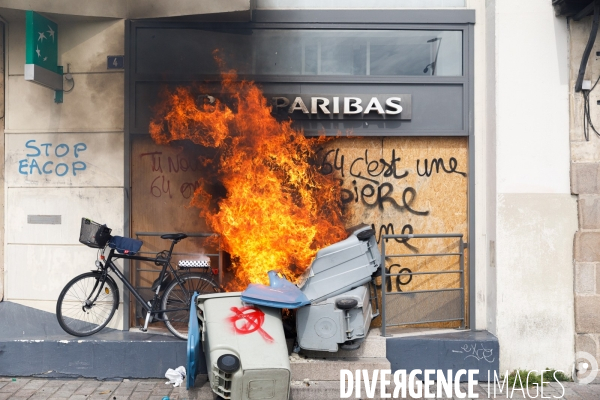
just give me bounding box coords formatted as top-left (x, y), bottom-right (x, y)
top-left (18, 140), bottom-right (87, 177)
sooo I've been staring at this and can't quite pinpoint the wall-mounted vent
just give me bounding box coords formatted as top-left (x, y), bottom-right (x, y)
top-left (27, 215), bottom-right (62, 225)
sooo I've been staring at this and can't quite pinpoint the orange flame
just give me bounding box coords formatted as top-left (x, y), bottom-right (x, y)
top-left (149, 67), bottom-right (347, 290)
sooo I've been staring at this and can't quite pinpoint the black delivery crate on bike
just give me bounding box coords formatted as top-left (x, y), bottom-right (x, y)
top-left (79, 218), bottom-right (112, 248)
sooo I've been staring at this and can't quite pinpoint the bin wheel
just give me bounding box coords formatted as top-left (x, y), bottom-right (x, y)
top-left (341, 340), bottom-right (362, 350)
top-left (335, 298), bottom-right (358, 310)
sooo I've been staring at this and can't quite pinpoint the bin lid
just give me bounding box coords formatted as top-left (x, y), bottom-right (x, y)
top-left (187, 292), bottom-right (200, 390)
top-left (241, 270), bottom-right (310, 309)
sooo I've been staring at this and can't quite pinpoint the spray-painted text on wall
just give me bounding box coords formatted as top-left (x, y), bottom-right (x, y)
top-left (18, 140), bottom-right (88, 176)
top-left (316, 137), bottom-right (468, 299)
top-left (139, 151), bottom-right (202, 199)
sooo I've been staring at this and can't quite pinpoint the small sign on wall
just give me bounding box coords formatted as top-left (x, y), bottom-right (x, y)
top-left (27, 215), bottom-right (61, 225)
top-left (25, 11), bottom-right (63, 102)
top-left (107, 56), bottom-right (124, 70)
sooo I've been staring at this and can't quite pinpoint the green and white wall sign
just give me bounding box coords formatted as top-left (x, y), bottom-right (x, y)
top-left (24, 10), bottom-right (63, 101)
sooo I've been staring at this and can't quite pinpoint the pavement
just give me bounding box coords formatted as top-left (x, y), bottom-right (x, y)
top-left (1, 377), bottom-right (600, 400)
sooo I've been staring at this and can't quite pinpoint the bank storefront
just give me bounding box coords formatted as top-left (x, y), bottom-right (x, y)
top-left (127, 9), bottom-right (476, 334)
top-left (1, 7), bottom-right (497, 380)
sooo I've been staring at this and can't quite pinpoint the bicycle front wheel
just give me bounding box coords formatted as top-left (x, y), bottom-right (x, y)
top-left (56, 272), bottom-right (118, 337)
top-left (162, 273), bottom-right (219, 340)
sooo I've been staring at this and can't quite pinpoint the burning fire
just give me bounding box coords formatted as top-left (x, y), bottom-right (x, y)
top-left (149, 63), bottom-right (347, 290)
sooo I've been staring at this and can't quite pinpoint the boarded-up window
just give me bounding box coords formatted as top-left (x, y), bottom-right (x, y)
top-left (130, 135), bottom-right (468, 327)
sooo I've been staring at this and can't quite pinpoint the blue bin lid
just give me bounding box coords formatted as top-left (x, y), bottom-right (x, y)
top-left (186, 292), bottom-right (200, 390)
top-left (241, 270), bottom-right (310, 309)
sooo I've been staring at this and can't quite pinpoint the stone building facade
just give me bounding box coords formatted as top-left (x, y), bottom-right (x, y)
top-left (570, 15), bottom-right (600, 372)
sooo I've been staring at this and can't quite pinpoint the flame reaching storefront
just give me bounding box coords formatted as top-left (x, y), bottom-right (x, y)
top-left (148, 66), bottom-right (347, 289)
top-left (131, 19), bottom-right (473, 332)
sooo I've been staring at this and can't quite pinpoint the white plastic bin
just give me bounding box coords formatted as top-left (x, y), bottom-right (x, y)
top-left (197, 292), bottom-right (291, 400)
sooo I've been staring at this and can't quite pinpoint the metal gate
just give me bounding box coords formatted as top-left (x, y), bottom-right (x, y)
top-left (380, 233), bottom-right (466, 336)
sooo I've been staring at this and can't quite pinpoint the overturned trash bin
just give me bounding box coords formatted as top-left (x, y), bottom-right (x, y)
top-left (196, 292), bottom-right (291, 400)
top-left (241, 224), bottom-right (380, 353)
top-left (296, 283), bottom-right (374, 352)
top-left (242, 224), bottom-right (380, 308)
top-left (297, 224), bottom-right (381, 303)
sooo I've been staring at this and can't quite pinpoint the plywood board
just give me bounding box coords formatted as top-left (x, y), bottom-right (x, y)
top-left (131, 135), bottom-right (469, 329)
top-left (317, 136), bottom-right (469, 328)
top-left (130, 136), bottom-right (218, 325)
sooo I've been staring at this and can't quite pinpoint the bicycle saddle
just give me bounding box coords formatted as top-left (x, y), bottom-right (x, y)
top-left (161, 233), bottom-right (188, 241)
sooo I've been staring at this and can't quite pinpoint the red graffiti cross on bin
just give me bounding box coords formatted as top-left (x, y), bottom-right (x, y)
top-left (228, 306), bottom-right (274, 343)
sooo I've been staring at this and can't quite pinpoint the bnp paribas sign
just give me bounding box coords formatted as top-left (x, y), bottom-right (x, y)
top-left (24, 11), bottom-right (63, 102)
top-left (271, 95), bottom-right (412, 120)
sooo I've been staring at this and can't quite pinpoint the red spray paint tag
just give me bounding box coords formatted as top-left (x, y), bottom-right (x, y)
top-left (228, 306), bottom-right (274, 343)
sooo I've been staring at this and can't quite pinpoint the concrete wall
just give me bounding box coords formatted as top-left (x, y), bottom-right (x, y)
top-left (483, 0), bottom-right (498, 340)
top-left (492, 0), bottom-right (576, 372)
top-left (569, 13), bottom-right (600, 378)
top-left (0, 0), bottom-right (251, 19)
top-left (1, 11), bottom-right (126, 328)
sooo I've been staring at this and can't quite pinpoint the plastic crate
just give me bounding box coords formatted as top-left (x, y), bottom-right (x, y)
top-left (79, 218), bottom-right (112, 248)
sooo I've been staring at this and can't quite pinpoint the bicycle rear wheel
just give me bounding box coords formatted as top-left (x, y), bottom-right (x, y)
top-left (162, 273), bottom-right (219, 340)
top-left (56, 272), bottom-right (118, 337)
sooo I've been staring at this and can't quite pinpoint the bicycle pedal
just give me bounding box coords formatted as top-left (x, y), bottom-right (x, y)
top-left (139, 327), bottom-right (148, 332)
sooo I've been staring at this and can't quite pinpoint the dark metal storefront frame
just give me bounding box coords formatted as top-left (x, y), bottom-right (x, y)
top-left (125, 9), bottom-right (476, 330)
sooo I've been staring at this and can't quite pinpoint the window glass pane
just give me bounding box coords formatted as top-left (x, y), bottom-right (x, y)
top-left (252, 30), bottom-right (463, 76)
top-left (136, 28), bottom-right (463, 77)
top-left (256, 0), bottom-right (466, 9)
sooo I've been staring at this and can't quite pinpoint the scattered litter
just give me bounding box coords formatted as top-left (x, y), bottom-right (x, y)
top-left (123, 379), bottom-right (130, 382)
top-left (303, 378), bottom-right (311, 387)
top-left (12, 378), bottom-right (16, 382)
top-left (99, 390), bottom-right (111, 394)
top-left (165, 366), bottom-right (186, 387)
top-left (289, 353), bottom-right (307, 362)
top-left (162, 397), bottom-right (170, 400)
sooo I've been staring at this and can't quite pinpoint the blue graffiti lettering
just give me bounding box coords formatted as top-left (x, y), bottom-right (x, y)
top-left (55, 163), bottom-right (68, 177)
top-left (25, 140), bottom-right (40, 157)
top-left (18, 159), bottom-right (28, 175)
top-left (72, 161), bottom-right (86, 175)
top-left (18, 140), bottom-right (89, 177)
top-left (73, 143), bottom-right (87, 158)
top-left (41, 143), bottom-right (51, 156)
top-left (29, 159), bottom-right (42, 175)
top-left (42, 161), bottom-right (53, 174)
top-left (55, 144), bottom-right (69, 158)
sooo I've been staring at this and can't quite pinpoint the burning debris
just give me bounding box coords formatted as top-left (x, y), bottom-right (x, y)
top-left (148, 62), bottom-right (347, 290)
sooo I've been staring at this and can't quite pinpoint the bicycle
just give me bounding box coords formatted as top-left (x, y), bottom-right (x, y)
top-left (56, 218), bottom-right (220, 340)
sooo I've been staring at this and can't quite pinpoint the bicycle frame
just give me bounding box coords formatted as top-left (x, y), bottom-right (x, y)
top-left (99, 240), bottom-right (194, 331)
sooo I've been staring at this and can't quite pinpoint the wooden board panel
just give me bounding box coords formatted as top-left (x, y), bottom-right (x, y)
top-left (130, 135), bottom-right (469, 329)
top-left (130, 136), bottom-right (217, 326)
top-left (317, 136), bottom-right (469, 328)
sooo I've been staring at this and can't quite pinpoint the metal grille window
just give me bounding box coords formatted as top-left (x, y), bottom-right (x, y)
top-left (380, 233), bottom-right (466, 336)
